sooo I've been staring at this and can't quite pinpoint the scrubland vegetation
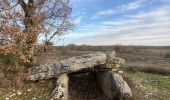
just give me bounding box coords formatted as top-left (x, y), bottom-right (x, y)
top-left (0, 45), bottom-right (170, 99)
top-left (1, 0), bottom-right (169, 99)
top-left (165, 52), bottom-right (170, 58)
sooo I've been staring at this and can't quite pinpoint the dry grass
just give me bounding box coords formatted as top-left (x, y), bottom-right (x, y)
top-left (117, 49), bottom-right (170, 75)
top-left (124, 66), bottom-right (170, 75)
top-left (0, 46), bottom-right (170, 100)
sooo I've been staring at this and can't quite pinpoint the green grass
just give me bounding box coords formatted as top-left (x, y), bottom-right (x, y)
top-left (164, 52), bottom-right (170, 58)
top-left (137, 72), bottom-right (170, 90)
top-left (124, 71), bottom-right (170, 100)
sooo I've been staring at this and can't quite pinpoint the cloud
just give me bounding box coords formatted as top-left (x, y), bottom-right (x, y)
top-left (91, 0), bottom-right (148, 20)
top-left (91, 9), bottom-right (115, 20)
top-left (96, 9), bottom-right (115, 16)
top-left (119, 0), bottom-right (147, 11)
top-left (72, 16), bottom-right (82, 24)
top-left (72, 0), bottom-right (99, 3)
top-left (68, 5), bottom-right (170, 46)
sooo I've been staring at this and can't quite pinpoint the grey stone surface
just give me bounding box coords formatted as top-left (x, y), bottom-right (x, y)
top-left (51, 74), bottom-right (69, 100)
top-left (113, 73), bottom-right (133, 100)
top-left (27, 51), bottom-right (132, 100)
top-left (96, 71), bottom-right (133, 100)
top-left (27, 51), bottom-right (126, 81)
top-left (96, 71), bottom-right (117, 100)
top-left (27, 52), bottom-right (107, 81)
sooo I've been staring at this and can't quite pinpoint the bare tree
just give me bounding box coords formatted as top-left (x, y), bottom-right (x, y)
top-left (0, 0), bottom-right (72, 62)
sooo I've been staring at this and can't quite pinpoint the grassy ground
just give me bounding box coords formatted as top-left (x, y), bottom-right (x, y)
top-left (117, 47), bottom-right (170, 100)
top-left (1, 71), bottom-right (170, 100)
top-left (123, 71), bottom-right (170, 100)
top-left (0, 47), bottom-right (170, 100)
top-left (0, 80), bottom-right (53, 100)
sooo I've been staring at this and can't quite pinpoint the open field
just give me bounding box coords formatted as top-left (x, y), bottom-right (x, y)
top-left (0, 46), bottom-right (170, 100)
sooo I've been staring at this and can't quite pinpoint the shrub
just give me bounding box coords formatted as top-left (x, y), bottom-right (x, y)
top-left (0, 53), bottom-right (23, 73)
top-left (125, 66), bottom-right (170, 75)
top-left (164, 52), bottom-right (170, 58)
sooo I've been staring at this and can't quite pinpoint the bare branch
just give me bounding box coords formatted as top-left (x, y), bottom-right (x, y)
top-left (0, 0), bottom-right (73, 62)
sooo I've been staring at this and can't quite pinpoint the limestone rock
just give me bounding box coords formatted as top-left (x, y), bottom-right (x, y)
top-left (51, 74), bottom-right (69, 100)
top-left (96, 71), bottom-right (117, 100)
top-left (113, 73), bottom-right (133, 100)
top-left (27, 51), bottom-right (132, 100)
top-left (96, 71), bottom-right (132, 100)
top-left (27, 52), bottom-right (107, 81)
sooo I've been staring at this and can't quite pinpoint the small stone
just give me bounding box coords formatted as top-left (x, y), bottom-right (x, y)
top-left (10, 93), bottom-right (16, 97)
top-left (32, 97), bottom-right (37, 100)
top-left (27, 89), bottom-right (32, 92)
top-left (17, 90), bottom-right (22, 95)
top-left (112, 69), bottom-right (117, 72)
top-left (118, 71), bottom-right (124, 74)
top-left (5, 97), bottom-right (9, 100)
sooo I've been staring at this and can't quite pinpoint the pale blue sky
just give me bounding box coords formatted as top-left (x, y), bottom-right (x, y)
top-left (58, 0), bottom-right (170, 46)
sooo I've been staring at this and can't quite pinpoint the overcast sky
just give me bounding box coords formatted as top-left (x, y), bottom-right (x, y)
top-left (59, 0), bottom-right (170, 46)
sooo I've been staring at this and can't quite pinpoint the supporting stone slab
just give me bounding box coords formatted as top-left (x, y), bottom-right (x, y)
top-left (96, 71), bottom-right (132, 100)
top-left (51, 74), bottom-right (69, 100)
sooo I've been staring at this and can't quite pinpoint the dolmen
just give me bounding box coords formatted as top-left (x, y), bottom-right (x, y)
top-left (27, 51), bottom-right (133, 100)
